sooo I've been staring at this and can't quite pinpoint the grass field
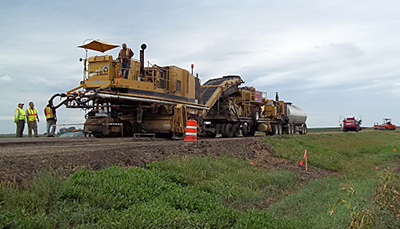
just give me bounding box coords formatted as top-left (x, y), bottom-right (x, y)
top-left (1, 131), bottom-right (400, 228)
top-left (0, 134), bottom-right (16, 138)
top-left (307, 127), bottom-right (343, 133)
top-left (307, 126), bottom-right (375, 133)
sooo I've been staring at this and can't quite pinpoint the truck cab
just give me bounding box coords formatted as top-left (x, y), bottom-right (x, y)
top-left (342, 117), bottom-right (362, 132)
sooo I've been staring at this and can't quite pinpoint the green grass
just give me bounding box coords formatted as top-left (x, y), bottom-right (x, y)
top-left (264, 130), bottom-right (400, 228)
top-left (265, 130), bottom-right (400, 177)
top-left (1, 130), bottom-right (400, 228)
top-left (307, 127), bottom-right (342, 133)
top-left (0, 134), bottom-right (16, 138)
top-left (0, 162), bottom-right (301, 228)
top-left (147, 156), bottom-right (298, 210)
top-left (0, 134), bottom-right (48, 138)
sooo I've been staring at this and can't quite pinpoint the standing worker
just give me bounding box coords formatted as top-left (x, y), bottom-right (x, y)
top-left (14, 103), bottom-right (26, 137)
top-left (26, 101), bottom-right (40, 137)
top-left (117, 43), bottom-right (134, 79)
top-left (44, 101), bottom-right (57, 137)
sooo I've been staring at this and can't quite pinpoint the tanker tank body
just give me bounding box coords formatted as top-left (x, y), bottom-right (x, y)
top-left (285, 103), bottom-right (308, 134)
top-left (49, 41), bottom-right (207, 138)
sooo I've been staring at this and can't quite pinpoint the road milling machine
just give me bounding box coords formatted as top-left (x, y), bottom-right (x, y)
top-left (200, 78), bottom-right (308, 137)
top-left (49, 40), bottom-right (307, 138)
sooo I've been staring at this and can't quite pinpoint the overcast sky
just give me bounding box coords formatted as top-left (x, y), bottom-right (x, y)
top-left (1, 0), bottom-right (399, 134)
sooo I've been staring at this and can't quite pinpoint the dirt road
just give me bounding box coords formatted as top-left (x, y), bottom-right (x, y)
top-left (0, 136), bottom-right (332, 186)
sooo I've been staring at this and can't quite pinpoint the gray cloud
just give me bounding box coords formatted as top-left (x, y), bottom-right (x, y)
top-left (1, 0), bottom-right (400, 133)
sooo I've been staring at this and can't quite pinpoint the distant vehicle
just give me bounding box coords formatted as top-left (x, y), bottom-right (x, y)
top-left (59, 130), bottom-right (85, 137)
top-left (373, 122), bottom-right (379, 130)
top-left (374, 118), bottom-right (396, 130)
top-left (342, 117), bottom-right (362, 132)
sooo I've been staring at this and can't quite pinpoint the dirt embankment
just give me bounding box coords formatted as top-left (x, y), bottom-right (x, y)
top-left (0, 137), bottom-right (333, 186)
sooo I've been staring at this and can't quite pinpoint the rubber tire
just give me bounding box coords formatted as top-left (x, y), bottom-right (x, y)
top-left (283, 125), bottom-right (288, 135)
top-left (233, 124), bottom-right (240, 137)
top-left (252, 110), bottom-right (260, 123)
top-left (285, 124), bottom-right (290, 135)
top-left (123, 121), bottom-right (133, 137)
top-left (220, 124), bottom-right (227, 138)
top-left (242, 123), bottom-right (249, 137)
top-left (248, 126), bottom-right (256, 136)
top-left (278, 124), bottom-right (282, 135)
top-left (300, 125), bottom-right (307, 134)
top-left (272, 124), bottom-right (279, 135)
top-left (225, 123), bottom-right (234, 138)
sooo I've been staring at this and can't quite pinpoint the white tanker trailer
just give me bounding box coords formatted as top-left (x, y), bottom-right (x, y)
top-left (284, 103), bottom-right (307, 134)
top-left (260, 93), bottom-right (307, 135)
top-left (286, 104), bottom-right (307, 125)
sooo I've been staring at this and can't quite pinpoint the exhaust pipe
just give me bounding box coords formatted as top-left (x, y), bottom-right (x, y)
top-left (140, 44), bottom-right (147, 77)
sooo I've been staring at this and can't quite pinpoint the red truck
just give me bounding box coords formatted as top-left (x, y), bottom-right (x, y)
top-left (342, 117), bottom-right (362, 132)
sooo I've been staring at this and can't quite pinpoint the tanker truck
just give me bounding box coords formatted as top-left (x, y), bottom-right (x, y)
top-left (260, 92), bottom-right (307, 135)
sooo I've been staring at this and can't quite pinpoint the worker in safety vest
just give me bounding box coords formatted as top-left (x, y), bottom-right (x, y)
top-left (44, 101), bottom-right (57, 137)
top-left (14, 103), bottom-right (26, 137)
top-left (26, 101), bottom-right (40, 137)
top-left (117, 43), bottom-right (134, 79)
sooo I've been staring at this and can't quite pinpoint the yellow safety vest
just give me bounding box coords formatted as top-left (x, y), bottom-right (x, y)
top-left (119, 48), bottom-right (132, 60)
top-left (45, 106), bottom-right (54, 119)
top-left (27, 107), bottom-right (38, 121)
top-left (125, 48), bottom-right (130, 56)
top-left (16, 108), bottom-right (25, 120)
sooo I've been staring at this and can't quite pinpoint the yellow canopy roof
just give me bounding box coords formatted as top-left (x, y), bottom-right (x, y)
top-left (77, 40), bottom-right (119, 52)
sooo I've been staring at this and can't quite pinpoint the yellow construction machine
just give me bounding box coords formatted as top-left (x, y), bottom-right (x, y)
top-left (49, 40), bottom-right (307, 138)
top-left (50, 40), bottom-right (206, 138)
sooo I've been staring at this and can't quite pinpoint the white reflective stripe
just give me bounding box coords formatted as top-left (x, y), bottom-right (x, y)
top-left (102, 123), bottom-right (123, 126)
top-left (186, 126), bottom-right (197, 129)
top-left (185, 132), bottom-right (197, 136)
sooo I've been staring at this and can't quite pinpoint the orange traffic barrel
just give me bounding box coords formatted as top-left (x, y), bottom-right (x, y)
top-left (184, 119), bottom-right (197, 141)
